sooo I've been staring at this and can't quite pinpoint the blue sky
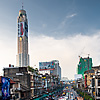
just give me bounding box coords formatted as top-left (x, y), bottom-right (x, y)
top-left (1, 0), bottom-right (100, 79)
top-left (1, 0), bottom-right (100, 38)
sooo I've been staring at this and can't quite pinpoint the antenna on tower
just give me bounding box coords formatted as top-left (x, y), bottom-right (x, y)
top-left (22, 0), bottom-right (24, 9)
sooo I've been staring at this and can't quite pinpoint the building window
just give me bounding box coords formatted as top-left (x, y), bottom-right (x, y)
top-left (98, 79), bottom-right (100, 86)
top-left (98, 88), bottom-right (100, 96)
top-left (92, 78), bottom-right (95, 87)
top-left (20, 14), bottom-right (22, 17)
top-left (21, 93), bottom-right (24, 97)
top-left (15, 93), bottom-right (19, 98)
top-left (90, 75), bottom-right (93, 77)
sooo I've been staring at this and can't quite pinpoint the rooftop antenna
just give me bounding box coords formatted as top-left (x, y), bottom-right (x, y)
top-left (88, 54), bottom-right (90, 58)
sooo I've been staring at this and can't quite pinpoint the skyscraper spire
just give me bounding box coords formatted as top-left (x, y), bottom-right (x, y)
top-left (22, 1), bottom-right (23, 9)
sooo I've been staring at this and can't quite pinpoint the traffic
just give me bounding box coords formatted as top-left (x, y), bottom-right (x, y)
top-left (58, 86), bottom-right (79, 100)
top-left (43, 85), bottom-right (83, 100)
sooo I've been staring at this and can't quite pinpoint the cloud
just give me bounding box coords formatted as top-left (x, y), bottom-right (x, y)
top-left (1, 29), bottom-right (100, 79)
top-left (0, 37), bottom-right (16, 76)
top-left (66, 13), bottom-right (77, 18)
top-left (42, 24), bottom-right (47, 28)
top-left (61, 13), bottom-right (77, 28)
top-left (29, 31), bottom-right (100, 79)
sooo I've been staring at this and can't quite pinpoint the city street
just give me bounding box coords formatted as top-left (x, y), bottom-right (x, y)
top-left (57, 86), bottom-right (83, 100)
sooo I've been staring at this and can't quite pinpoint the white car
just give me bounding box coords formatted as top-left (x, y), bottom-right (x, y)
top-left (64, 96), bottom-right (68, 100)
top-left (58, 97), bottom-right (66, 100)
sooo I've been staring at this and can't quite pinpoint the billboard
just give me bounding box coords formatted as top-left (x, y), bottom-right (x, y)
top-left (18, 22), bottom-right (28, 37)
top-left (39, 61), bottom-right (55, 71)
top-left (1, 77), bottom-right (10, 100)
top-left (74, 74), bottom-right (82, 80)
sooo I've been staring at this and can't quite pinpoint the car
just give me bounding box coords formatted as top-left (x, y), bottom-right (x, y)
top-left (64, 96), bottom-right (68, 99)
top-left (58, 97), bottom-right (65, 100)
top-left (70, 93), bottom-right (73, 97)
top-left (71, 96), bottom-right (74, 100)
top-left (45, 97), bottom-right (49, 100)
top-left (62, 92), bottom-right (66, 96)
top-left (45, 91), bottom-right (49, 94)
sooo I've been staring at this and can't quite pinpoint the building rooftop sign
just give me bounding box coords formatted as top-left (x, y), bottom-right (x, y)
top-left (16, 73), bottom-right (24, 76)
top-left (39, 61), bottom-right (55, 71)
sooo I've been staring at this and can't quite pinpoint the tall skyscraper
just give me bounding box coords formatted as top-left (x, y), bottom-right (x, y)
top-left (16, 8), bottom-right (29, 67)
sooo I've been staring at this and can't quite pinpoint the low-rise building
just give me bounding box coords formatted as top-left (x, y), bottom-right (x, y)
top-left (3, 67), bottom-right (31, 99)
top-left (76, 78), bottom-right (83, 89)
top-left (91, 66), bottom-right (100, 99)
top-left (84, 69), bottom-right (95, 93)
top-left (3, 66), bottom-right (43, 99)
top-left (29, 70), bottom-right (42, 98)
top-left (41, 73), bottom-right (60, 93)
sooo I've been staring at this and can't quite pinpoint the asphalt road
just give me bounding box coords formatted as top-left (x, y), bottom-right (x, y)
top-left (58, 86), bottom-right (83, 100)
top-left (43, 86), bottom-right (83, 100)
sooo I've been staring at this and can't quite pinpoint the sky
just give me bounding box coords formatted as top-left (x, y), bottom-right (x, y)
top-left (1, 0), bottom-right (100, 79)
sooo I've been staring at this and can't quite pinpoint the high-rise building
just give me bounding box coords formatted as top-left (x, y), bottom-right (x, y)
top-left (39, 60), bottom-right (61, 80)
top-left (16, 8), bottom-right (29, 67)
top-left (77, 56), bottom-right (93, 79)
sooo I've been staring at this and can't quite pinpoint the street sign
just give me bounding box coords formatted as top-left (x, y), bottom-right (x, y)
top-left (93, 92), bottom-right (95, 95)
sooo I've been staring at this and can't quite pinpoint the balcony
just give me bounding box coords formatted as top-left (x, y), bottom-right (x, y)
top-left (31, 79), bottom-right (34, 82)
top-left (31, 86), bottom-right (35, 89)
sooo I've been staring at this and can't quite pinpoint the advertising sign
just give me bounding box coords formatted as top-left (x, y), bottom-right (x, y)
top-left (39, 70), bottom-right (50, 75)
top-left (18, 22), bottom-right (28, 37)
top-left (1, 77), bottom-right (10, 100)
top-left (39, 61), bottom-right (55, 71)
top-left (74, 74), bottom-right (82, 80)
top-left (25, 22), bottom-right (28, 37)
